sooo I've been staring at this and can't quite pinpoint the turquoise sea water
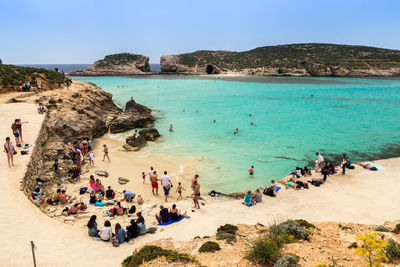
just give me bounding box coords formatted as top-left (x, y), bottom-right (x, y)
top-left (73, 76), bottom-right (400, 192)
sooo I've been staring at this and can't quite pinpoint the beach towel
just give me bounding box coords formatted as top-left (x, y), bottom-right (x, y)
top-left (276, 186), bottom-right (281, 192)
top-left (157, 216), bottom-right (185, 226)
top-left (365, 163), bottom-right (385, 170)
top-left (241, 202), bottom-right (255, 207)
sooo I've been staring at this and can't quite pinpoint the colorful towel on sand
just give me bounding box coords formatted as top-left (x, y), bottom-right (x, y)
top-left (276, 186), bottom-right (281, 192)
top-left (158, 216), bottom-right (185, 226)
top-left (242, 202), bottom-right (255, 207)
top-left (365, 163), bottom-right (385, 170)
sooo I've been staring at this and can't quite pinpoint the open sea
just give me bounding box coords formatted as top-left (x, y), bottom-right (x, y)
top-left (71, 75), bottom-right (400, 192)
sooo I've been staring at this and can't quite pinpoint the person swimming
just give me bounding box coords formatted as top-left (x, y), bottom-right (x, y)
top-left (248, 165), bottom-right (254, 175)
top-left (233, 129), bottom-right (239, 134)
top-left (169, 124), bottom-right (174, 131)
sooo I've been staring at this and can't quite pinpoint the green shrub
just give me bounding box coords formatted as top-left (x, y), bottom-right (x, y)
top-left (375, 225), bottom-right (390, 232)
top-left (295, 219), bottom-right (315, 229)
top-left (198, 241), bottom-right (221, 253)
top-left (121, 245), bottom-right (199, 267)
top-left (10, 98), bottom-right (18, 103)
top-left (269, 220), bottom-right (310, 241)
top-left (71, 106), bottom-right (76, 111)
top-left (274, 254), bottom-right (299, 267)
top-left (217, 224), bottom-right (238, 235)
top-left (392, 224), bottom-right (400, 234)
top-left (348, 242), bottom-right (358, 249)
top-left (386, 239), bottom-right (400, 262)
top-left (48, 98), bottom-right (56, 104)
top-left (246, 238), bottom-right (281, 265)
top-left (216, 232), bottom-right (236, 243)
top-left (57, 98), bottom-right (63, 103)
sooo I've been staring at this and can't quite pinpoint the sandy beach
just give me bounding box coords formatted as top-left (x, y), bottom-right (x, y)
top-left (1, 87), bottom-right (400, 267)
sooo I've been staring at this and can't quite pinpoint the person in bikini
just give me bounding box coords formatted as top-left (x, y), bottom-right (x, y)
top-left (176, 182), bottom-right (185, 200)
top-left (102, 144), bottom-right (110, 162)
top-left (150, 170), bottom-right (159, 195)
top-left (4, 137), bottom-right (15, 167)
top-left (192, 180), bottom-right (201, 209)
top-left (191, 174), bottom-right (199, 190)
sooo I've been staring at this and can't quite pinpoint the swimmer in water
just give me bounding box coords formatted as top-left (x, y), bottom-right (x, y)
top-left (169, 124), bottom-right (174, 131)
top-left (251, 122), bottom-right (254, 125)
top-left (249, 165), bottom-right (254, 175)
top-left (213, 120), bottom-right (216, 123)
top-left (233, 129), bottom-right (239, 134)
top-left (249, 114), bottom-right (252, 117)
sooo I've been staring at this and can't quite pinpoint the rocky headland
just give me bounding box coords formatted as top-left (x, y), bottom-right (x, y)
top-left (70, 53), bottom-right (151, 76)
top-left (160, 43), bottom-right (400, 77)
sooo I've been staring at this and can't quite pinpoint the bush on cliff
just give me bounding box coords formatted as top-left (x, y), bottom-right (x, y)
top-left (216, 224), bottom-right (238, 243)
top-left (122, 245), bottom-right (199, 267)
top-left (246, 238), bottom-right (281, 265)
top-left (269, 220), bottom-right (310, 242)
top-left (198, 241), bottom-right (221, 253)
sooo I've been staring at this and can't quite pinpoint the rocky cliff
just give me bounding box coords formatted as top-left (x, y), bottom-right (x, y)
top-left (160, 43), bottom-right (400, 77)
top-left (70, 53), bottom-right (150, 76)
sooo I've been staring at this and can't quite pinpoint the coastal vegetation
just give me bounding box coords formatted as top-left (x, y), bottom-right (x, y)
top-left (198, 241), bottom-right (221, 253)
top-left (0, 64), bottom-right (64, 91)
top-left (95, 53), bottom-right (143, 68)
top-left (354, 232), bottom-right (389, 266)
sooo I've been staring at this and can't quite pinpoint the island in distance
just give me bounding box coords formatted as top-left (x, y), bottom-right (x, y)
top-left (71, 43), bottom-right (400, 77)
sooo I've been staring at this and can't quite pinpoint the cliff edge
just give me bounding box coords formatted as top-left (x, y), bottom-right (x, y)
top-left (70, 53), bottom-right (150, 76)
top-left (160, 43), bottom-right (400, 77)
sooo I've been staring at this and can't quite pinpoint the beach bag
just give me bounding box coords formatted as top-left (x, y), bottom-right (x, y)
top-left (95, 201), bottom-right (104, 207)
top-left (128, 205), bottom-right (136, 214)
top-left (79, 187), bottom-right (88, 194)
top-left (112, 238), bottom-right (120, 247)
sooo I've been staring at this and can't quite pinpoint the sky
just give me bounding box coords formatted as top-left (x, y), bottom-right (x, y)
top-left (1, 0), bottom-right (400, 64)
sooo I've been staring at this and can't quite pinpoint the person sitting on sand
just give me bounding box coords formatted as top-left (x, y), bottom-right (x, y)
top-left (126, 219), bottom-right (139, 240)
top-left (68, 167), bottom-right (81, 182)
top-left (356, 162), bottom-right (378, 171)
top-left (262, 180), bottom-right (277, 197)
top-left (137, 195), bottom-right (144, 205)
top-left (136, 212), bottom-right (147, 234)
top-left (304, 166), bottom-right (311, 176)
top-left (89, 191), bottom-right (97, 205)
top-left (243, 190), bottom-right (255, 205)
top-left (252, 188), bottom-right (262, 203)
top-left (327, 161), bottom-right (335, 175)
top-left (155, 205), bottom-right (170, 223)
top-left (59, 190), bottom-right (76, 204)
top-left (4, 137), bottom-right (15, 167)
top-left (248, 165), bottom-right (254, 175)
top-left (95, 179), bottom-right (105, 196)
top-left (99, 220), bottom-right (113, 242)
top-left (105, 186), bottom-right (115, 200)
top-left (37, 103), bottom-right (47, 114)
top-left (111, 202), bottom-right (126, 216)
top-left (89, 175), bottom-right (96, 190)
top-left (176, 182), bottom-right (185, 201)
top-left (115, 223), bottom-right (127, 243)
top-left (87, 215), bottom-right (99, 237)
top-left (279, 178), bottom-right (302, 190)
top-left (69, 202), bottom-right (87, 215)
top-left (233, 128), bottom-right (239, 134)
top-left (123, 190), bottom-right (135, 202)
top-left (53, 189), bottom-right (61, 204)
top-left (290, 167), bottom-right (302, 178)
top-left (53, 159), bottom-right (64, 180)
top-left (169, 204), bottom-right (187, 221)
top-left (150, 170), bottom-right (159, 195)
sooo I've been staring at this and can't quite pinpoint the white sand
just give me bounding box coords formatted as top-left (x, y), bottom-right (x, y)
top-left (1, 92), bottom-right (400, 266)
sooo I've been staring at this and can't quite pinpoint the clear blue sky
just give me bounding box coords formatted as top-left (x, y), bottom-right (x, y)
top-left (1, 0), bottom-right (399, 64)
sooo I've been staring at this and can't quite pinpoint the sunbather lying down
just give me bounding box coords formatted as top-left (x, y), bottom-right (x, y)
top-left (279, 178), bottom-right (309, 190)
top-left (356, 162), bottom-right (378, 171)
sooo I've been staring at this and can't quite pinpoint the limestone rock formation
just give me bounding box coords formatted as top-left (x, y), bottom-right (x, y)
top-left (139, 128), bottom-right (160, 141)
top-left (125, 127), bottom-right (160, 151)
top-left (70, 53), bottom-right (150, 76)
top-left (159, 43), bottom-right (400, 77)
top-left (109, 98), bottom-right (154, 133)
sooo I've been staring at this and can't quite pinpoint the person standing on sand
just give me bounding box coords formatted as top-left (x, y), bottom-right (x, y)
top-left (176, 182), bottom-right (185, 200)
top-left (75, 148), bottom-right (83, 170)
top-left (4, 137), bottom-right (15, 167)
top-left (11, 119), bottom-right (21, 147)
top-left (192, 180), bottom-right (201, 209)
top-left (315, 152), bottom-right (324, 173)
top-left (88, 148), bottom-right (95, 167)
top-left (102, 144), bottom-right (110, 162)
top-left (150, 171), bottom-right (159, 195)
top-left (149, 166), bottom-right (154, 176)
top-left (141, 171), bottom-right (146, 184)
top-left (191, 174), bottom-right (199, 189)
top-left (161, 171), bottom-right (172, 202)
top-left (16, 119), bottom-right (26, 143)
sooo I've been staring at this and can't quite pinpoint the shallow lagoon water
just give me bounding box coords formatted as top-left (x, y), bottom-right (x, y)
top-left (74, 76), bottom-right (400, 192)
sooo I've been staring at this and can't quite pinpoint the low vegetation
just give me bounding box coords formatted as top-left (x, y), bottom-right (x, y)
top-left (392, 224), bottom-right (400, 234)
top-left (216, 224), bottom-right (238, 243)
top-left (385, 239), bottom-right (400, 262)
top-left (95, 53), bottom-right (143, 68)
top-left (354, 232), bottom-right (389, 266)
top-left (121, 245), bottom-right (199, 267)
top-left (198, 241), bottom-right (221, 253)
top-left (375, 225), bottom-right (390, 232)
top-left (274, 254), bottom-right (299, 267)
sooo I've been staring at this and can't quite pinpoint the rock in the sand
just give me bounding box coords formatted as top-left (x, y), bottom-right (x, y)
top-left (118, 177), bottom-right (130, 185)
top-left (125, 134), bottom-right (147, 150)
top-left (227, 192), bottom-right (245, 199)
top-left (64, 217), bottom-right (75, 222)
top-left (109, 99), bottom-right (154, 133)
top-left (95, 170), bottom-right (109, 177)
top-left (103, 200), bottom-right (116, 206)
top-left (138, 128), bottom-right (160, 141)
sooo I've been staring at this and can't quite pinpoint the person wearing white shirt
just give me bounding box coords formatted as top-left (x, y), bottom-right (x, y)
top-left (161, 171), bottom-right (172, 202)
top-left (315, 152), bottom-right (325, 173)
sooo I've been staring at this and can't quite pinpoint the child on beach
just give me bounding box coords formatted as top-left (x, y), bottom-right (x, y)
top-left (137, 195), bottom-right (144, 204)
top-left (176, 182), bottom-right (185, 200)
top-left (89, 148), bottom-right (95, 167)
top-left (141, 171), bottom-right (146, 184)
top-left (4, 137), bottom-right (15, 167)
top-left (102, 144), bottom-right (110, 162)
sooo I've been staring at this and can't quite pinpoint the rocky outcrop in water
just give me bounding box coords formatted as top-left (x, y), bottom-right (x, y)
top-left (70, 53), bottom-right (150, 76)
top-left (124, 128), bottom-right (160, 151)
top-left (109, 98), bottom-right (154, 133)
top-left (160, 43), bottom-right (400, 77)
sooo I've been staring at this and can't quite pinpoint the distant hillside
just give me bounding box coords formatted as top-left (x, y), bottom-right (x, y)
top-left (0, 64), bottom-right (65, 93)
top-left (70, 53), bottom-right (150, 76)
top-left (160, 43), bottom-right (400, 76)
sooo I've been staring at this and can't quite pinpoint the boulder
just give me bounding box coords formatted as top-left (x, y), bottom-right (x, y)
top-left (139, 128), bottom-right (160, 141)
top-left (126, 134), bottom-right (147, 149)
top-left (109, 98), bottom-right (154, 134)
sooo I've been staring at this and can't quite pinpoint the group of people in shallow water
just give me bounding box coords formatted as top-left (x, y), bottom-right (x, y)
top-left (242, 152), bottom-right (355, 205)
